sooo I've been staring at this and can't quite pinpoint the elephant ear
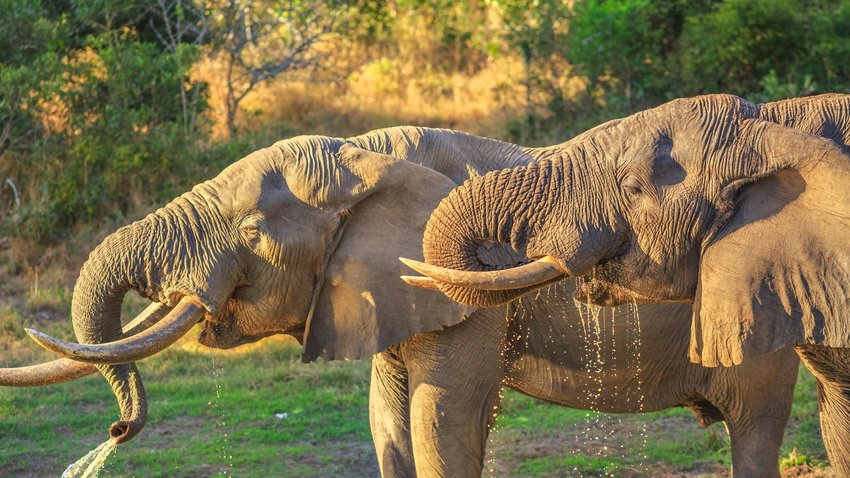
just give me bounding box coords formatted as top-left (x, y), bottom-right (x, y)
top-left (690, 120), bottom-right (850, 367)
top-left (302, 145), bottom-right (476, 362)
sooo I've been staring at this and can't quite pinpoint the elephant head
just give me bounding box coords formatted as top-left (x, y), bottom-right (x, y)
top-left (5, 136), bottom-right (473, 442)
top-left (406, 93), bottom-right (850, 367)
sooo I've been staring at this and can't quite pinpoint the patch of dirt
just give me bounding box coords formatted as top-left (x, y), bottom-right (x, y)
top-left (782, 465), bottom-right (833, 477)
top-left (275, 439), bottom-right (379, 478)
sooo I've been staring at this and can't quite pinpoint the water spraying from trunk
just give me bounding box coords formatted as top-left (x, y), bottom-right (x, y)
top-left (61, 438), bottom-right (118, 478)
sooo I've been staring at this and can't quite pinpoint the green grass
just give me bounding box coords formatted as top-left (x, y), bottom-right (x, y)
top-left (483, 367), bottom-right (828, 477)
top-left (0, 334), bottom-right (374, 478)
top-left (0, 317), bottom-right (830, 477)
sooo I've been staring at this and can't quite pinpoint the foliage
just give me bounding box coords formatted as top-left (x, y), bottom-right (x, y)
top-left (567, 0), bottom-right (660, 112)
top-left (2, 0), bottom-right (849, 247)
top-left (567, 0), bottom-right (850, 107)
top-left (679, 0), bottom-right (850, 100)
top-left (1, 0), bottom-right (209, 242)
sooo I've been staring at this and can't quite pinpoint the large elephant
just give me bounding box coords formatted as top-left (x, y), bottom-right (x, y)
top-left (2, 127), bottom-right (799, 477)
top-left (405, 93), bottom-right (850, 474)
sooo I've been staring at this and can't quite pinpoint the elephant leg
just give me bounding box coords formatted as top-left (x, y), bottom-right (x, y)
top-left (796, 345), bottom-right (850, 476)
top-left (725, 419), bottom-right (785, 478)
top-left (403, 311), bottom-right (506, 478)
top-left (708, 348), bottom-right (798, 478)
top-left (370, 347), bottom-right (416, 478)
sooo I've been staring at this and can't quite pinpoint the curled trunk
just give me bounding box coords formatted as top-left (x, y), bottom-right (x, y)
top-left (72, 220), bottom-right (152, 442)
top-left (70, 189), bottom-right (230, 442)
top-left (422, 160), bottom-right (564, 307)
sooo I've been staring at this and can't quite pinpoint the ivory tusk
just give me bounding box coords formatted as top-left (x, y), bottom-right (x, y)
top-left (0, 302), bottom-right (172, 387)
top-left (400, 275), bottom-right (441, 290)
top-left (399, 255), bottom-right (566, 291)
top-left (25, 297), bottom-right (205, 365)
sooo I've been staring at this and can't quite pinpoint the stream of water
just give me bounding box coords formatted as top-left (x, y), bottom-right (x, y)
top-left (61, 438), bottom-right (117, 478)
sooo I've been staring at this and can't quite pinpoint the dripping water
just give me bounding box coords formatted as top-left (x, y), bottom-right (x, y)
top-left (565, 280), bottom-right (649, 477)
top-left (210, 354), bottom-right (234, 477)
top-left (629, 299), bottom-right (648, 472)
top-left (61, 438), bottom-right (118, 478)
top-left (575, 294), bottom-right (621, 478)
top-left (485, 299), bottom-right (527, 478)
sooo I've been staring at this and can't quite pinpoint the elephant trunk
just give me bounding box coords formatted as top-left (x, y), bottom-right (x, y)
top-left (72, 219), bottom-right (155, 443)
top-left (70, 189), bottom-right (232, 443)
top-left (416, 142), bottom-right (624, 307)
top-left (421, 159), bottom-right (568, 307)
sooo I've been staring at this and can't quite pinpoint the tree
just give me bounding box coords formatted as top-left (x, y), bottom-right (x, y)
top-left (496, 0), bottom-right (570, 141)
top-left (1, 0), bottom-right (213, 240)
top-left (147, 0), bottom-right (211, 135)
top-left (0, 0), bottom-right (64, 157)
top-left (213, 0), bottom-right (356, 138)
top-left (567, 0), bottom-right (660, 113)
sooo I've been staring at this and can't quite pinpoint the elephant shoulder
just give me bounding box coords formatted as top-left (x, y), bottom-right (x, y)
top-left (759, 94), bottom-right (850, 152)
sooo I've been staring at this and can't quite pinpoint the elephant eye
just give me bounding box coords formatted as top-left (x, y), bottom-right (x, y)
top-left (622, 178), bottom-right (643, 204)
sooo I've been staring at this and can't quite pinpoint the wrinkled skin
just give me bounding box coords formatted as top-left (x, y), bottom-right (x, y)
top-left (418, 93), bottom-right (850, 474)
top-left (3, 125), bottom-right (799, 476)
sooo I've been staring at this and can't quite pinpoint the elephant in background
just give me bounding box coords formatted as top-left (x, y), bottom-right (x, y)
top-left (406, 93), bottom-right (850, 474)
top-left (2, 125), bottom-right (800, 477)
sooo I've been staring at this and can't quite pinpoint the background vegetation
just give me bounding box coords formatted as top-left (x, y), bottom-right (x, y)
top-left (2, 0), bottom-right (849, 248)
top-left (1, 0), bottom-right (847, 476)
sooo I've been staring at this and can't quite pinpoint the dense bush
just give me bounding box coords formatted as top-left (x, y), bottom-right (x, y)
top-left (566, 0), bottom-right (850, 106)
top-left (1, 0), bottom-right (209, 241)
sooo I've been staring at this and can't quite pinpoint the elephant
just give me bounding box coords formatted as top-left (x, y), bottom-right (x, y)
top-left (403, 93), bottom-right (850, 474)
top-left (1, 126), bottom-right (800, 477)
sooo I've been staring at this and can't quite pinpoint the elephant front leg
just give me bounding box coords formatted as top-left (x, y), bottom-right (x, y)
top-left (708, 347), bottom-right (798, 478)
top-left (404, 313), bottom-right (506, 478)
top-left (370, 348), bottom-right (416, 478)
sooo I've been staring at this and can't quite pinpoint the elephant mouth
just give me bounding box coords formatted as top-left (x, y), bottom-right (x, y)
top-left (196, 292), bottom-right (306, 349)
top-left (575, 251), bottom-right (696, 307)
top-left (574, 275), bottom-right (656, 307)
top-left (196, 295), bottom-right (249, 349)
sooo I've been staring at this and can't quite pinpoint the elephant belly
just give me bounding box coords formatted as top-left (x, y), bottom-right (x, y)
top-left (502, 289), bottom-right (713, 415)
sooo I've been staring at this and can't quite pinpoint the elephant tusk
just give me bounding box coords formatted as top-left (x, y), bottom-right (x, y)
top-left (25, 297), bottom-right (204, 365)
top-left (400, 275), bottom-right (441, 290)
top-left (0, 358), bottom-right (98, 387)
top-left (0, 302), bottom-right (172, 386)
top-left (399, 255), bottom-right (567, 291)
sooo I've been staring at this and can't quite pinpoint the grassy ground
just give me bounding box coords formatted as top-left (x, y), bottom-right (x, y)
top-left (0, 289), bottom-right (832, 477)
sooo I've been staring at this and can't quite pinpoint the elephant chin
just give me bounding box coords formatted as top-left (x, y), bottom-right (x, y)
top-left (197, 320), bottom-right (245, 349)
top-left (574, 277), bottom-right (657, 307)
top-left (197, 315), bottom-right (283, 349)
